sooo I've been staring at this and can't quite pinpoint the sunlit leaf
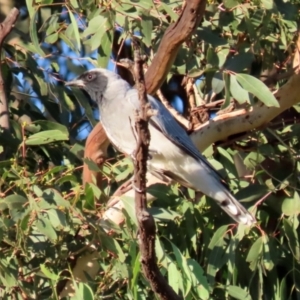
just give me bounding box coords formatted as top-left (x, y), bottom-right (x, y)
top-left (235, 73), bottom-right (279, 107)
top-left (230, 73), bottom-right (251, 104)
top-left (25, 130), bottom-right (69, 145)
top-left (283, 219), bottom-right (300, 262)
top-left (67, 7), bottom-right (81, 50)
top-left (281, 192), bottom-right (300, 216)
top-left (29, 9), bottom-right (45, 56)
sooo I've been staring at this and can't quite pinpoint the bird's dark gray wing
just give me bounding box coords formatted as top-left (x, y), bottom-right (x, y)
top-left (146, 95), bottom-right (227, 184)
top-left (126, 89), bottom-right (226, 184)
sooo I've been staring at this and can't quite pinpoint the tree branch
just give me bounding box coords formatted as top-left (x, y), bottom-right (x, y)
top-left (145, 0), bottom-right (206, 94)
top-left (191, 47), bottom-right (300, 152)
top-left (82, 122), bottom-right (110, 188)
top-left (0, 8), bottom-right (19, 132)
top-left (133, 46), bottom-right (182, 300)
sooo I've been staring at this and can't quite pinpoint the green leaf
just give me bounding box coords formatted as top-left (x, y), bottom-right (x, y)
top-left (121, 196), bottom-right (137, 226)
top-left (59, 32), bottom-right (78, 53)
top-left (70, 0), bottom-right (79, 8)
top-left (67, 7), bottom-right (81, 51)
top-left (36, 217), bottom-right (57, 241)
top-left (168, 262), bottom-right (180, 294)
top-left (28, 120), bottom-right (68, 135)
top-left (281, 192), bottom-right (300, 216)
top-left (235, 184), bottom-right (268, 203)
top-left (262, 0), bottom-right (274, 10)
top-left (72, 89), bottom-right (97, 126)
top-left (83, 15), bottom-right (106, 38)
top-left (97, 30), bottom-right (113, 68)
top-left (100, 233), bottom-right (126, 263)
top-left (235, 73), bottom-right (279, 107)
top-left (283, 219), bottom-right (300, 262)
top-left (45, 32), bottom-right (58, 44)
top-left (280, 277), bottom-right (287, 300)
top-left (207, 47), bottom-right (219, 67)
top-left (243, 152), bottom-right (265, 170)
top-left (262, 235), bottom-right (274, 271)
top-left (83, 15), bottom-right (107, 51)
top-left (230, 74), bottom-right (251, 104)
top-left (25, 0), bottom-right (35, 19)
top-left (225, 52), bottom-right (254, 73)
top-left (83, 158), bottom-right (102, 173)
top-left (217, 147), bottom-right (238, 178)
top-left (158, 2), bottom-right (178, 21)
top-left (0, 195), bottom-right (27, 210)
top-left (221, 72), bottom-right (231, 109)
top-left (30, 9), bottom-right (45, 56)
top-left (149, 207), bottom-right (180, 221)
top-left (46, 209), bottom-right (67, 228)
top-left (140, 9), bottom-right (153, 47)
top-left (217, 48), bottom-right (229, 68)
top-left (131, 253), bottom-right (141, 290)
top-left (155, 237), bottom-right (168, 268)
top-left (212, 71), bottom-right (224, 94)
top-left (246, 237), bottom-right (263, 270)
top-left (186, 258), bottom-right (210, 300)
top-left (25, 130), bottom-right (69, 145)
top-left (42, 189), bottom-right (70, 208)
top-left (208, 225), bottom-right (228, 250)
top-left (73, 282), bottom-right (94, 300)
top-left (40, 264), bottom-right (59, 281)
top-left (207, 225), bottom-right (228, 285)
top-left (227, 285), bottom-right (251, 300)
top-left (84, 184), bottom-right (96, 210)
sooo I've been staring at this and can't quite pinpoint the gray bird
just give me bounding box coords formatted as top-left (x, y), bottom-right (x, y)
top-left (66, 68), bottom-right (255, 225)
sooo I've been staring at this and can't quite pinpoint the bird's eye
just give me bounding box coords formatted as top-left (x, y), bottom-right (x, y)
top-left (86, 73), bottom-right (94, 81)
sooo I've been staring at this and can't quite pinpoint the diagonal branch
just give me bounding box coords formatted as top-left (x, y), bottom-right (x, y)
top-left (191, 36), bottom-right (300, 152)
top-left (145, 0), bottom-right (206, 94)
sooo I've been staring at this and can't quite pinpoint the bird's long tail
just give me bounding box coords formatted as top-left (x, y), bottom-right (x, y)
top-left (214, 188), bottom-right (256, 225)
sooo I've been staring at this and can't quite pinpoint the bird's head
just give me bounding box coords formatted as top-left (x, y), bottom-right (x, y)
top-left (65, 68), bottom-right (120, 102)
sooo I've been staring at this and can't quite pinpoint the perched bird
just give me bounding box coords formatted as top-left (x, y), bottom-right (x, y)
top-left (66, 68), bottom-right (255, 225)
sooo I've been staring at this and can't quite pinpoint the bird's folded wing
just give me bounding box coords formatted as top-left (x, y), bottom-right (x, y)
top-left (126, 90), bottom-right (227, 186)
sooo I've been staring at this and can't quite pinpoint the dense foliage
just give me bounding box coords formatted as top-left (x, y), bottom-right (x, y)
top-left (1, 0), bottom-right (300, 299)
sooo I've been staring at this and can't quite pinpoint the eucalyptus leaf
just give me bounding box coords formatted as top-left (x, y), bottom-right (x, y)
top-left (235, 73), bottom-right (279, 107)
top-left (25, 130), bottom-right (69, 145)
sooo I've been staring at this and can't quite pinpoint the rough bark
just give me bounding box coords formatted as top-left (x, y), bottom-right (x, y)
top-left (133, 46), bottom-right (182, 300)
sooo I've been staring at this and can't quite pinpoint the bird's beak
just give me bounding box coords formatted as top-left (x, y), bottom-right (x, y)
top-left (65, 79), bottom-right (85, 88)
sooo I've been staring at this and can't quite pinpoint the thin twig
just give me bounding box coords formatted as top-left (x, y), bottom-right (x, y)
top-left (133, 44), bottom-right (182, 300)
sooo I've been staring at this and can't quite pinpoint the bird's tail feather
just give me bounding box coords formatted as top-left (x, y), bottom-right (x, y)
top-left (149, 168), bottom-right (256, 226)
top-left (215, 189), bottom-right (256, 225)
